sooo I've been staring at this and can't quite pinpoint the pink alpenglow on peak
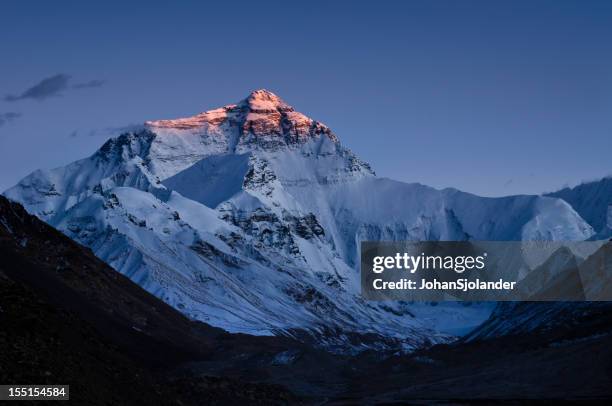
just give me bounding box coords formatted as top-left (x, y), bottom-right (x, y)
top-left (145, 89), bottom-right (338, 143)
top-left (244, 89), bottom-right (291, 112)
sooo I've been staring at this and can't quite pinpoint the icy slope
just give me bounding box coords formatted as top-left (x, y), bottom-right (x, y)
top-left (4, 90), bottom-right (594, 352)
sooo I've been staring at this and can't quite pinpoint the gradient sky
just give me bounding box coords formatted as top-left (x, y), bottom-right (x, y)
top-left (1, 0), bottom-right (611, 196)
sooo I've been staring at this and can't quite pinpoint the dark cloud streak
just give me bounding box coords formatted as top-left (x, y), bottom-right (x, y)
top-left (5, 74), bottom-right (106, 102)
top-left (5, 74), bottom-right (71, 101)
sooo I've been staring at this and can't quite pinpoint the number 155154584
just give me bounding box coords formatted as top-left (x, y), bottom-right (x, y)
top-left (1, 385), bottom-right (69, 400)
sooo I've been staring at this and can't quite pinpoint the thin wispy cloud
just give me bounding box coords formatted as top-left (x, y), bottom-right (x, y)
top-left (69, 123), bottom-right (142, 139)
top-left (105, 123), bottom-right (144, 134)
top-left (5, 74), bottom-right (106, 102)
top-left (73, 79), bottom-right (106, 89)
top-left (0, 112), bottom-right (22, 127)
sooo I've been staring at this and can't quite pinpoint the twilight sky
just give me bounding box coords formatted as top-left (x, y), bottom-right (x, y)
top-left (1, 0), bottom-right (611, 196)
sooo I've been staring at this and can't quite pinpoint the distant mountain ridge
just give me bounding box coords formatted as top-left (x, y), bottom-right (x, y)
top-left (547, 176), bottom-right (612, 238)
top-left (3, 90), bottom-right (597, 352)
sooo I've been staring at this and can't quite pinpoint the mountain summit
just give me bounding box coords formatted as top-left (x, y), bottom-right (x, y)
top-left (243, 89), bottom-right (292, 111)
top-left (3, 91), bottom-right (594, 353)
top-left (146, 89), bottom-right (338, 145)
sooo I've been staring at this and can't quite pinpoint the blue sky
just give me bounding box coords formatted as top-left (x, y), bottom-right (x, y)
top-left (1, 0), bottom-right (611, 196)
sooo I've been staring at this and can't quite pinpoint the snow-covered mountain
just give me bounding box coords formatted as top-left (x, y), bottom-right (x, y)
top-left (547, 177), bottom-right (612, 238)
top-left (3, 89), bottom-right (595, 352)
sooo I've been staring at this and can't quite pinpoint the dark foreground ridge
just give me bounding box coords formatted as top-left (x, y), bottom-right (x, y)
top-left (1, 194), bottom-right (612, 404)
top-left (0, 195), bottom-right (306, 405)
